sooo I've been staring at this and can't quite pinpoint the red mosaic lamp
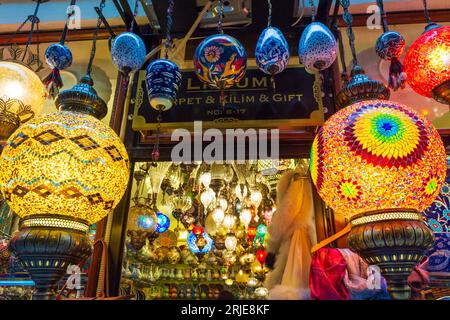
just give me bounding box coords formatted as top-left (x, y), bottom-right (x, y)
top-left (403, 1), bottom-right (450, 105)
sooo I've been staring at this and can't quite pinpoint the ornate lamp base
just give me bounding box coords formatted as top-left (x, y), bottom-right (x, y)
top-left (432, 80), bottom-right (450, 105)
top-left (9, 215), bottom-right (92, 300)
top-left (347, 210), bottom-right (434, 300)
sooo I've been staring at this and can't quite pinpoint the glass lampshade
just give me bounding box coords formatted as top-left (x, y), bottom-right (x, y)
top-left (310, 100), bottom-right (446, 218)
top-left (404, 25), bottom-right (450, 98)
top-left (200, 188), bottom-right (215, 208)
top-left (239, 208), bottom-right (252, 227)
top-left (0, 111), bottom-right (130, 225)
top-left (0, 61), bottom-right (45, 114)
top-left (225, 234), bottom-right (237, 252)
top-left (211, 206), bottom-right (225, 226)
top-left (223, 214), bottom-right (236, 230)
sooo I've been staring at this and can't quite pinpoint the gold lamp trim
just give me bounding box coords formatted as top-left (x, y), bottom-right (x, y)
top-left (350, 210), bottom-right (422, 226)
top-left (21, 215), bottom-right (90, 233)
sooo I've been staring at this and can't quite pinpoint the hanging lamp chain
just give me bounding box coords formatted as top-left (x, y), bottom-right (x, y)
top-left (60, 0), bottom-right (78, 45)
top-left (164, 0), bottom-right (175, 59)
top-left (340, 0), bottom-right (359, 68)
top-left (267, 0), bottom-right (272, 27)
top-left (22, 0), bottom-right (42, 61)
top-left (130, 0), bottom-right (140, 32)
top-left (376, 0), bottom-right (389, 32)
top-left (217, 0), bottom-right (225, 34)
top-left (86, 0), bottom-right (106, 76)
top-left (422, 0), bottom-right (432, 24)
top-left (309, 0), bottom-right (316, 22)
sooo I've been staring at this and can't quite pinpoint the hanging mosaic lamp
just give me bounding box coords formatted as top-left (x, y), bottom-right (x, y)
top-left (298, 0), bottom-right (337, 71)
top-left (187, 226), bottom-right (214, 257)
top-left (42, 0), bottom-right (77, 99)
top-left (155, 212), bottom-right (171, 234)
top-left (111, 32), bottom-right (146, 74)
top-left (0, 6), bottom-right (130, 299)
top-left (146, 0), bottom-right (182, 111)
top-left (193, 0), bottom-right (247, 90)
top-left (403, 1), bottom-right (450, 104)
top-left (255, 0), bottom-right (289, 86)
top-left (256, 248), bottom-right (267, 268)
top-left (310, 0), bottom-right (447, 300)
top-left (374, 0), bottom-right (406, 91)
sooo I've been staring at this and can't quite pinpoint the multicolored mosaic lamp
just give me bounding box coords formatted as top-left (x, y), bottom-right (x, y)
top-left (310, 0), bottom-right (447, 300)
top-left (403, 1), bottom-right (450, 105)
top-left (0, 9), bottom-right (130, 299)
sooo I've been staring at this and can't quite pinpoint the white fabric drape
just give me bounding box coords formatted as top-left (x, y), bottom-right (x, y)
top-left (264, 164), bottom-right (317, 300)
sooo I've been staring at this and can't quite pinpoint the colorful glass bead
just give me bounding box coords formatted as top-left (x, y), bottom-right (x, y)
top-left (404, 25), bottom-right (450, 98)
top-left (298, 22), bottom-right (337, 71)
top-left (310, 100), bottom-right (447, 218)
top-left (45, 43), bottom-right (73, 70)
top-left (110, 32), bottom-right (146, 73)
top-left (194, 34), bottom-right (247, 89)
top-left (146, 59), bottom-right (182, 111)
top-left (375, 31), bottom-right (405, 61)
top-left (255, 27), bottom-right (290, 75)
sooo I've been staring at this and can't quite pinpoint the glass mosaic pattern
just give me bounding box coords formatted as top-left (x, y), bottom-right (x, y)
top-left (0, 111), bottom-right (130, 225)
top-left (310, 100), bottom-right (447, 217)
top-left (404, 25), bottom-right (450, 98)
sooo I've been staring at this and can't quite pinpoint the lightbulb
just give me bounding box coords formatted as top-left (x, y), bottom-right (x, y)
top-left (218, 197), bottom-right (228, 211)
top-left (212, 207), bottom-right (225, 226)
top-left (223, 214), bottom-right (236, 230)
top-left (200, 172), bottom-right (211, 188)
top-left (239, 208), bottom-right (252, 227)
top-left (247, 277), bottom-right (258, 287)
top-left (250, 190), bottom-right (262, 208)
top-left (200, 188), bottom-right (216, 208)
top-left (225, 234), bottom-right (237, 252)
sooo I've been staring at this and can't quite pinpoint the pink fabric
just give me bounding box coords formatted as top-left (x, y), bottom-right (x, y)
top-left (309, 248), bottom-right (349, 300)
top-left (408, 257), bottom-right (430, 295)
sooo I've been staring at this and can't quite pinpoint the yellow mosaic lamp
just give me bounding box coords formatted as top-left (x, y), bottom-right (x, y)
top-left (310, 99), bottom-right (446, 299)
top-left (0, 61), bottom-right (46, 140)
top-left (0, 74), bottom-right (130, 299)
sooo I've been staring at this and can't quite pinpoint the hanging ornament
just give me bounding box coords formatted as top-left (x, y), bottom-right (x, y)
top-left (193, 0), bottom-right (246, 94)
top-left (110, 0), bottom-right (146, 75)
top-left (224, 233), bottom-right (237, 252)
top-left (211, 206), bottom-right (225, 226)
top-left (146, 0), bottom-right (181, 112)
top-left (256, 248), bottom-right (267, 268)
top-left (255, 0), bottom-right (290, 88)
top-left (239, 208), bottom-right (252, 227)
top-left (298, 0), bottom-right (337, 71)
top-left (200, 188), bottom-right (216, 208)
top-left (374, 0), bottom-right (406, 91)
top-left (42, 0), bottom-right (77, 99)
top-left (403, 0), bottom-right (450, 105)
top-left (155, 212), bottom-right (171, 234)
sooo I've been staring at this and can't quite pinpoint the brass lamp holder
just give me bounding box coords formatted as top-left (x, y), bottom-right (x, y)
top-left (9, 215), bottom-right (92, 300)
top-left (347, 209), bottom-right (434, 300)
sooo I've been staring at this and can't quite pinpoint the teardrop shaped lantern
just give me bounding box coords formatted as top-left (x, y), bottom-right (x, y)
top-left (255, 27), bottom-right (290, 76)
top-left (193, 34), bottom-right (247, 90)
top-left (146, 59), bottom-right (182, 111)
top-left (110, 32), bottom-right (146, 74)
top-left (298, 22), bottom-right (337, 71)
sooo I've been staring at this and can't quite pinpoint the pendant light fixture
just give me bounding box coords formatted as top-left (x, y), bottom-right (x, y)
top-left (193, 0), bottom-right (247, 104)
top-left (374, 0), bottom-right (406, 91)
top-left (255, 0), bottom-right (290, 89)
top-left (0, 0), bottom-right (47, 142)
top-left (0, 1), bottom-right (130, 299)
top-left (403, 0), bottom-right (450, 105)
top-left (310, 0), bottom-right (445, 300)
top-left (298, 0), bottom-right (337, 71)
top-left (42, 0), bottom-right (77, 99)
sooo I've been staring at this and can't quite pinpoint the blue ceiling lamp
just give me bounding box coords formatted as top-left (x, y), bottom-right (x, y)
top-left (42, 0), bottom-right (77, 99)
top-left (374, 0), bottom-right (406, 91)
top-left (255, 0), bottom-right (290, 89)
top-left (155, 212), bottom-right (171, 234)
top-left (298, 0), bottom-right (337, 72)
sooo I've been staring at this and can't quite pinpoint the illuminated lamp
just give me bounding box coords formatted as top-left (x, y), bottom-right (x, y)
top-left (404, 25), bottom-right (450, 105)
top-left (155, 212), bottom-right (171, 234)
top-left (222, 214), bottom-right (236, 231)
top-left (0, 61), bottom-right (45, 141)
top-left (239, 208), bottom-right (252, 227)
top-left (200, 188), bottom-right (215, 208)
top-left (256, 248), bottom-right (267, 268)
top-left (224, 233), bottom-right (237, 252)
top-left (247, 225), bottom-right (257, 243)
top-left (187, 227), bottom-right (214, 258)
top-left (0, 73), bottom-right (130, 299)
top-left (311, 83), bottom-right (446, 298)
top-left (211, 206), bottom-right (225, 226)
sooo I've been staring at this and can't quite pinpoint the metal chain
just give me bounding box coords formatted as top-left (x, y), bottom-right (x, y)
top-left (340, 0), bottom-right (358, 67)
top-left (22, 0), bottom-right (42, 61)
top-left (60, 0), bottom-right (77, 45)
top-left (165, 0), bottom-right (175, 59)
top-left (86, 0), bottom-right (106, 76)
top-left (309, 0), bottom-right (316, 22)
top-left (129, 0), bottom-right (140, 32)
top-left (267, 0), bottom-right (272, 27)
top-left (422, 0), bottom-right (432, 24)
top-left (217, 0), bottom-right (225, 34)
top-left (376, 0), bottom-right (389, 32)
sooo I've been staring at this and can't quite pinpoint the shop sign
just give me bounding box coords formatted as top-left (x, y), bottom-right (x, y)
top-left (131, 64), bottom-right (324, 131)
